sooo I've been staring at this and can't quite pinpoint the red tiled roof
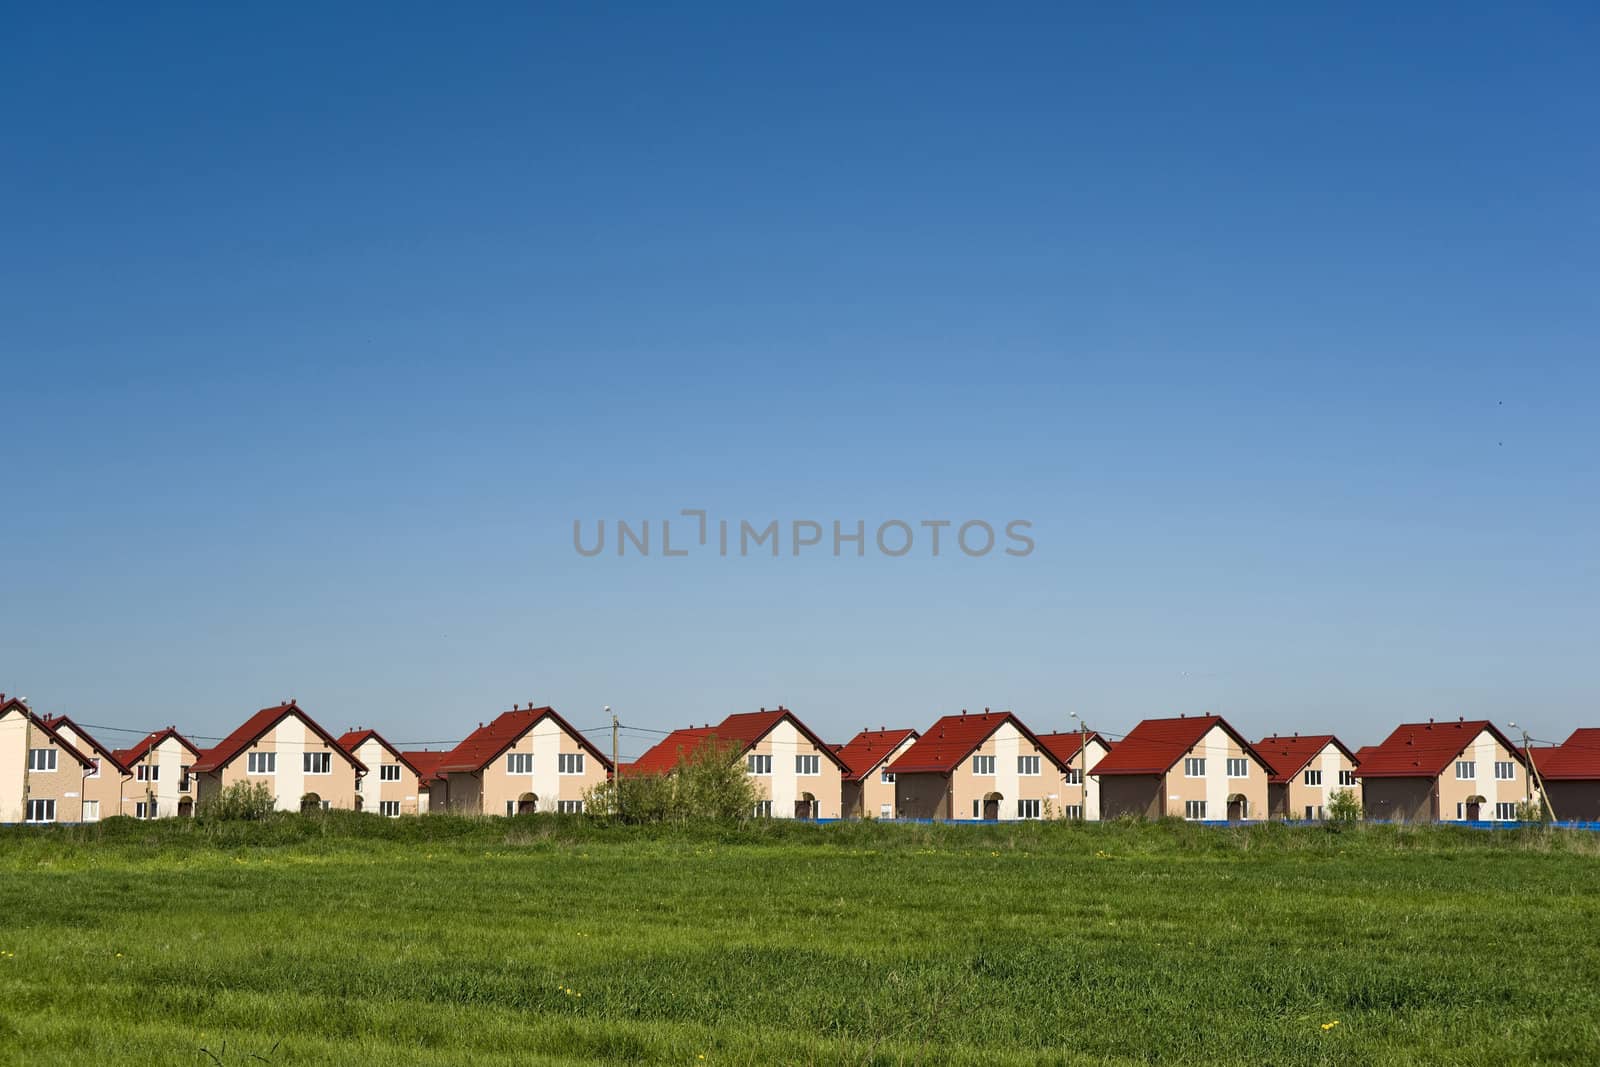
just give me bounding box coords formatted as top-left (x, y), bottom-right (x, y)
top-left (626, 727), bottom-right (719, 775)
top-left (1093, 715), bottom-right (1265, 776)
top-left (109, 726), bottom-right (203, 769)
top-left (888, 711), bottom-right (1068, 775)
top-left (834, 728), bottom-right (919, 782)
top-left (436, 706), bottom-right (612, 775)
top-left (190, 702), bottom-right (367, 775)
top-left (1355, 720), bottom-right (1522, 779)
top-left (338, 730), bottom-right (425, 779)
top-left (1034, 730), bottom-right (1109, 770)
top-left (41, 714), bottom-right (134, 777)
top-left (4, 700), bottom-right (95, 770)
top-left (1355, 745), bottom-right (1380, 763)
top-left (1253, 734), bottom-right (1357, 785)
top-left (402, 750), bottom-right (448, 785)
top-left (625, 708), bottom-right (846, 776)
top-left (1525, 728), bottom-right (1600, 781)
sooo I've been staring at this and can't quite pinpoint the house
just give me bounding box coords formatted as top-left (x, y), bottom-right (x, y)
top-left (191, 701), bottom-right (365, 812)
top-left (1357, 718), bottom-right (1526, 822)
top-left (834, 728), bottom-right (919, 819)
top-left (1521, 728), bottom-right (1600, 822)
top-left (0, 695), bottom-right (106, 824)
top-left (435, 705), bottom-right (611, 815)
top-left (403, 750), bottom-right (448, 813)
top-left (1094, 714), bottom-right (1271, 821)
top-left (628, 707), bottom-right (846, 818)
top-left (40, 714), bottom-right (133, 822)
top-left (338, 730), bottom-right (427, 816)
top-left (1254, 733), bottom-right (1361, 820)
top-left (888, 709), bottom-right (1071, 821)
top-left (1034, 730), bottom-right (1112, 820)
top-left (111, 726), bottom-right (204, 819)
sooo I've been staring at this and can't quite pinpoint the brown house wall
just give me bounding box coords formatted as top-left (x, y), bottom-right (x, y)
top-left (894, 773), bottom-right (950, 820)
top-left (1099, 775), bottom-right (1161, 819)
top-left (1542, 781), bottom-right (1600, 823)
top-left (1363, 778), bottom-right (1437, 822)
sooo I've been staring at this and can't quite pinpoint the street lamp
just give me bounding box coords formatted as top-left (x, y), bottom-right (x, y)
top-left (1070, 711), bottom-right (1089, 822)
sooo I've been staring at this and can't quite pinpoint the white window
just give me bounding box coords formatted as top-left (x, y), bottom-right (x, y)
top-left (972, 799), bottom-right (980, 818)
top-left (1183, 758), bottom-right (1205, 778)
top-left (87, 758), bottom-right (101, 779)
top-left (747, 754), bottom-right (772, 775)
top-left (26, 799), bottom-right (55, 823)
top-left (1456, 802), bottom-right (1463, 819)
top-left (1338, 770), bottom-right (1357, 786)
top-left (1303, 769), bottom-right (1322, 786)
top-left (880, 769), bottom-right (895, 784)
top-left (137, 764), bottom-right (159, 782)
top-left (1017, 756), bottom-right (1040, 776)
top-left (1304, 805), bottom-right (1323, 820)
top-left (379, 800), bottom-right (401, 817)
top-left (179, 766), bottom-right (192, 792)
top-left (379, 764), bottom-right (402, 782)
top-left (1064, 768), bottom-right (1082, 785)
top-left (506, 752), bottom-right (533, 775)
top-left (1017, 798), bottom-right (1042, 819)
top-left (1494, 761), bottom-right (1515, 781)
top-left (28, 749), bottom-right (57, 772)
top-left (1455, 760), bottom-right (1475, 779)
top-left (505, 800), bottom-right (517, 816)
top-left (879, 804), bottom-right (893, 818)
top-left (81, 800), bottom-right (100, 822)
top-left (752, 800), bottom-right (772, 817)
top-left (557, 800), bottom-right (583, 814)
top-left (1227, 758), bottom-right (1249, 778)
top-left (1495, 802), bottom-right (1518, 821)
top-left (795, 754), bottom-right (820, 776)
top-left (247, 751), bottom-right (276, 775)
top-left (136, 801), bottom-right (158, 819)
top-left (1063, 804), bottom-right (1083, 820)
top-left (558, 753), bottom-right (585, 775)
top-left (304, 752), bottom-right (331, 775)
top-left (1184, 800), bottom-right (1207, 820)
top-left (972, 755), bottom-right (996, 775)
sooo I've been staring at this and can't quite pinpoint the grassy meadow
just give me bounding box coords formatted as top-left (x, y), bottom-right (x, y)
top-left (1, 816), bottom-right (1597, 1065)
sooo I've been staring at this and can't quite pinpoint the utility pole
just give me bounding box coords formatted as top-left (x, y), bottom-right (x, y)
top-left (1511, 721), bottom-right (1556, 823)
top-left (608, 706), bottom-right (619, 817)
top-left (1070, 711), bottom-right (1089, 822)
top-left (19, 701), bottom-right (31, 824)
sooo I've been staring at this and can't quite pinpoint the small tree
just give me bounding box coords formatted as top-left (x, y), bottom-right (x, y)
top-left (584, 735), bottom-right (759, 822)
top-left (1325, 789), bottom-right (1362, 823)
top-left (197, 781), bottom-right (277, 821)
top-left (1515, 797), bottom-right (1550, 824)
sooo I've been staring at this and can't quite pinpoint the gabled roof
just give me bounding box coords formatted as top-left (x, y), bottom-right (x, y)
top-left (191, 702), bottom-right (368, 775)
top-left (1253, 734), bottom-right (1358, 785)
top-left (41, 714), bottom-right (134, 777)
top-left (338, 729), bottom-right (424, 779)
top-left (1355, 745), bottom-right (1380, 763)
top-left (436, 706), bottom-right (612, 775)
top-left (1034, 730), bottom-right (1110, 770)
top-left (1092, 715), bottom-right (1266, 776)
top-left (110, 726), bottom-right (203, 769)
top-left (888, 710), bottom-right (1069, 775)
top-left (625, 708), bottom-right (847, 776)
top-left (2, 699), bottom-right (96, 770)
top-left (626, 727), bottom-right (720, 775)
top-left (834, 728), bottom-right (919, 782)
top-left (1524, 728), bottom-right (1600, 781)
top-left (1355, 720), bottom-right (1523, 779)
top-left (402, 750), bottom-right (447, 785)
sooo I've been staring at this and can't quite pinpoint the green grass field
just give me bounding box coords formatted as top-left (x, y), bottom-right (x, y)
top-left (1, 817), bottom-right (1596, 1065)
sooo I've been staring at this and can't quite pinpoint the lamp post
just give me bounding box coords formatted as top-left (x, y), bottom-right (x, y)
top-left (1070, 711), bottom-right (1089, 822)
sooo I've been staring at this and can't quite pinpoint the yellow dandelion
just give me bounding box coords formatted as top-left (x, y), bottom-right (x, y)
top-left (1321, 1021), bottom-right (1340, 1031)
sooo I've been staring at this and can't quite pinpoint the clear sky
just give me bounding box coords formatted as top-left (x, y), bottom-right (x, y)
top-left (3, 4), bottom-right (1596, 758)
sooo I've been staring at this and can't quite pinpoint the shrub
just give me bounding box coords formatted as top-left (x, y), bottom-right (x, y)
top-left (197, 781), bottom-right (276, 822)
top-left (1516, 797), bottom-right (1550, 824)
top-left (1326, 789), bottom-right (1362, 823)
top-left (584, 736), bottom-right (759, 822)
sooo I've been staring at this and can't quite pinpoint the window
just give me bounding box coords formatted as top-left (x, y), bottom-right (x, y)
top-left (1455, 760), bottom-right (1475, 780)
top-left (506, 752), bottom-right (533, 775)
top-left (28, 749), bottom-right (57, 772)
top-left (1303, 769), bottom-right (1322, 786)
top-left (557, 800), bottom-right (583, 814)
top-left (1338, 770), bottom-right (1357, 786)
top-left (1456, 802), bottom-right (1463, 819)
top-left (379, 764), bottom-right (402, 782)
top-left (747, 754), bottom-right (772, 775)
top-left (87, 758), bottom-right (101, 779)
top-left (880, 769), bottom-right (895, 784)
top-left (26, 799), bottom-right (55, 823)
top-left (879, 804), bottom-right (893, 818)
top-left (247, 751), bottom-right (276, 775)
top-left (1227, 758), bottom-right (1249, 778)
top-left (505, 800), bottom-right (517, 817)
top-left (1063, 804), bottom-right (1083, 820)
top-left (179, 766), bottom-right (191, 792)
top-left (1064, 768), bottom-right (1082, 785)
top-left (137, 764), bottom-right (160, 782)
top-left (1184, 800), bottom-right (1207, 820)
top-left (1494, 761), bottom-right (1516, 781)
top-left (972, 755), bottom-right (996, 775)
top-left (1495, 802), bottom-right (1518, 821)
top-left (303, 752), bottom-right (331, 775)
top-left (558, 753), bottom-right (585, 775)
top-left (1304, 805), bottom-right (1323, 820)
top-left (1017, 798), bottom-right (1042, 819)
top-left (81, 800), bottom-right (100, 822)
top-left (379, 800), bottom-right (401, 817)
top-left (1183, 758), bottom-right (1205, 778)
top-left (136, 801), bottom-right (158, 819)
top-left (1017, 755), bottom-right (1040, 776)
top-left (972, 799), bottom-right (980, 818)
top-left (795, 754), bottom-right (820, 776)
top-left (752, 800), bottom-right (772, 817)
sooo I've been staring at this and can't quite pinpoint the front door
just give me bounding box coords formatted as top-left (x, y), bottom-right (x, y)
top-left (983, 796), bottom-right (999, 820)
top-left (794, 799), bottom-right (811, 819)
top-left (1466, 801), bottom-right (1481, 821)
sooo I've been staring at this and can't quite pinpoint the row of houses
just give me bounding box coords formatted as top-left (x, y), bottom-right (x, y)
top-left (4, 693), bottom-right (1597, 824)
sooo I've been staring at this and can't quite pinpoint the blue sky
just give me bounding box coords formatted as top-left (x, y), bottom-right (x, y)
top-left (3, 4), bottom-right (1596, 757)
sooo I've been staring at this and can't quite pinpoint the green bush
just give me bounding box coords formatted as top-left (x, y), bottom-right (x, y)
top-left (1326, 788), bottom-right (1362, 823)
top-left (584, 736), bottom-right (759, 822)
top-left (196, 781), bottom-right (276, 822)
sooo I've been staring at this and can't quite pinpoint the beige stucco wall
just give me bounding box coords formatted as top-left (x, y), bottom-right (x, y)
top-left (1282, 744), bottom-right (1361, 819)
top-left (1157, 726), bottom-right (1269, 820)
top-left (478, 717), bottom-right (609, 815)
top-left (1050, 739), bottom-right (1109, 820)
top-left (0, 712), bottom-right (99, 823)
top-left (941, 722), bottom-right (1061, 821)
top-left (122, 736), bottom-right (198, 818)
top-left (850, 735), bottom-right (918, 818)
top-left (351, 739), bottom-right (423, 815)
top-left (745, 720), bottom-right (842, 818)
top-left (204, 714), bottom-right (358, 811)
top-left (1435, 730), bottom-right (1526, 820)
top-left (49, 723), bottom-right (129, 821)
